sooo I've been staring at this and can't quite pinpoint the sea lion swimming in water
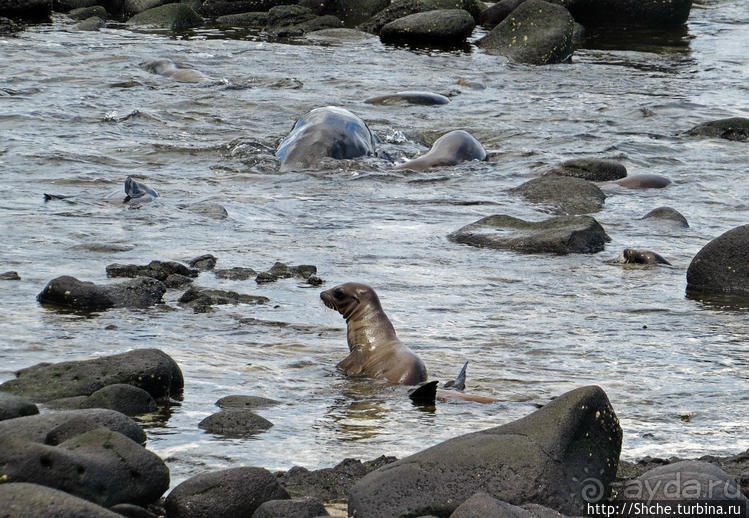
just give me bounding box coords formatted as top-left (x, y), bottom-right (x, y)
top-left (615, 174), bottom-right (671, 189)
top-left (409, 362), bottom-right (500, 405)
top-left (320, 282), bottom-right (427, 385)
top-left (276, 106), bottom-right (378, 172)
top-left (618, 248), bottom-right (671, 265)
top-left (123, 176), bottom-right (159, 203)
top-left (394, 130), bottom-right (486, 171)
top-left (140, 59), bottom-right (209, 83)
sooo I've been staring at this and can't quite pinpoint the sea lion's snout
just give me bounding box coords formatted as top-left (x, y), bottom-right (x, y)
top-left (320, 289), bottom-right (337, 311)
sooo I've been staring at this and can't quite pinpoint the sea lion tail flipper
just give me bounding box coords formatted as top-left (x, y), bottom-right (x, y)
top-left (408, 380), bottom-right (438, 406)
top-left (444, 361), bottom-right (468, 391)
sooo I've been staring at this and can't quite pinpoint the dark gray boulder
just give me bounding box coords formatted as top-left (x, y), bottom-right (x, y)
top-left (618, 461), bottom-right (747, 503)
top-left (216, 395), bottom-right (280, 409)
top-left (164, 273), bottom-right (194, 288)
top-left (37, 275), bottom-right (166, 311)
top-left (0, 348), bottom-right (183, 403)
top-left (215, 266), bottom-right (257, 280)
top-left (126, 3), bottom-right (203, 29)
top-left (52, 383), bottom-right (158, 416)
top-left (477, 0), bottom-right (575, 65)
top-left (277, 456), bottom-right (397, 501)
top-left (268, 13), bottom-right (343, 38)
top-left (178, 286), bottom-right (270, 311)
top-left (449, 214), bottom-right (610, 254)
top-left (215, 11), bottom-right (267, 26)
top-left (0, 392), bottom-right (38, 421)
top-left (566, 0), bottom-right (692, 28)
top-left (123, 0), bottom-right (162, 16)
top-left (198, 0), bottom-right (284, 18)
top-left (109, 503), bottom-right (159, 518)
top-left (348, 386), bottom-right (622, 517)
top-left (685, 117), bottom-right (749, 142)
top-left (188, 254), bottom-right (217, 271)
top-left (0, 408), bottom-right (146, 445)
top-left (0, 270), bottom-right (21, 280)
top-left (327, 0), bottom-right (389, 26)
top-left (267, 3), bottom-right (314, 25)
top-left (544, 158), bottom-right (627, 182)
top-left (450, 492), bottom-right (535, 517)
top-left (199, 409), bottom-right (273, 437)
top-left (73, 15), bottom-right (105, 29)
top-left (686, 225), bottom-right (749, 298)
top-left (380, 9), bottom-right (475, 45)
top-left (0, 428), bottom-right (169, 507)
top-left (0, 483), bottom-right (122, 518)
top-left (251, 497), bottom-right (329, 517)
top-left (424, 0), bottom-right (482, 20)
top-left (68, 4), bottom-right (106, 18)
top-left (477, 0), bottom-right (523, 29)
top-left (641, 207), bottom-right (689, 228)
top-left (256, 262), bottom-right (317, 283)
top-left (106, 260), bottom-right (198, 281)
top-left (508, 176), bottom-right (606, 215)
top-left (358, 0), bottom-right (434, 34)
top-left (165, 467), bottom-right (290, 518)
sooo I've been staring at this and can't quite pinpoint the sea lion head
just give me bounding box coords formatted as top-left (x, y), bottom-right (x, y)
top-left (320, 282), bottom-right (381, 321)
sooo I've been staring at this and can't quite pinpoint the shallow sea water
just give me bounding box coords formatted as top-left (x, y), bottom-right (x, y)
top-left (1, 0), bottom-right (748, 490)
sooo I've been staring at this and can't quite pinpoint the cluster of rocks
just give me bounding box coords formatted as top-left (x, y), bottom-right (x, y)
top-left (35, 254), bottom-right (322, 313)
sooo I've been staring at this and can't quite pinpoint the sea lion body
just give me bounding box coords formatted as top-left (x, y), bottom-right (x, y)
top-left (140, 59), bottom-right (209, 83)
top-left (395, 130), bottom-right (486, 171)
top-left (616, 174), bottom-right (671, 189)
top-left (276, 106), bottom-right (377, 172)
top-left (321, 282), bottom-right (427, 385)
top-left (620, 248), bottom-right (671, 265)
top-left (364, 91), bottom-right (450, 106)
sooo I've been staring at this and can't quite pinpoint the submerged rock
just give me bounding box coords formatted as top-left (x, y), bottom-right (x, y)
top-left (216, 395), bottom-right (280, 409)
top-left (73, 15), bottom-right (105, 30)
top-left (178, 285), bottom-right (270, 311)
top-left (348, 386), bottom-right (622, 516)
top-left (449, 214), bottom-right (610, 254)
top-left (106, 260), bottom-right (199, 281)
top-left (0, 483), bottom-right (122, 518)
top-left (327, 0), bottom-right (389, 26)
top-left (215, 266), bottom-right (257, 280)
top-left (199, 409), bottom-right (274, 437)
top-left (686, 224), bottom-right (749, 298)
top-left (477, 0), bottom-right (575, 64)
top-left (37, 275), bottom-right (166, 311)
top-left (544, 158), bottom-right (627, 182)
top-left (0, 348), bottom-right (183, 403)
top-left (0, 270), bottom-right (21, 280)
top-left (509, 176), bottom-right (606, 215)
top-left (165, 467), bottom-right (289, 518)
top-left (685, 117), bottom-right (749, 142)
top-left (357, 0), bottom-right (434, 34)
top-left (380, 9), bottom-right (475, 45)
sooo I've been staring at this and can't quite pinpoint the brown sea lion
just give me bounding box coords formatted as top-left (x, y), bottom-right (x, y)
top-left (320, 283), bottom-right (427, 385)
top-left (616, 174), bottom-right (671, 189)
top-left (394, 130), bottom-right (486, 171)
top-left (620, 248), bottom-right (671, 265)
top-left (140, 59), bottom-right (209, 83)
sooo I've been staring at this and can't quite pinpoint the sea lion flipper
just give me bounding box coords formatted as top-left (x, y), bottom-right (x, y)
top-left (444, 361), bottom-right (468, 391)
top-left (336, 345), bottom-right (369, 376)
top-left (409, 380), bottom-right (438, 406)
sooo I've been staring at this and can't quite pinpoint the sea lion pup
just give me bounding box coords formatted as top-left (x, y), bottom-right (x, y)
top-left (140, 59), bottom-right (209, 83)
top-left (320, 283), bottom-right (427, 385)
top-left (619, 248), bottom-right (671, 265)
top-left (394, 130), bottom-right (486, 171)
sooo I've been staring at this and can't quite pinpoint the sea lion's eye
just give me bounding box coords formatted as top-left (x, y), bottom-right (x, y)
top-left (333, 287), bottom-right (344, 299)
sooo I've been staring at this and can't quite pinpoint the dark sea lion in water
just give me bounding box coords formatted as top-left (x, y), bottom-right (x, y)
top-left (619, 248), bottom-right (671, 265)
top-left (394, 130), bottom-right (486, 171)
top-left (409, 361), bottom-right (500, 405)
top-left (641, 206), bottom-right (689, 228)
top-left (364, 91), bottom-right (450, 106)
top-left (276, 106), bottom-right (378, 172)
top-left (123, 176), bottom-right (159, 203)
top-left (443, 361), bottom-right (467, 390)
top-left (140, 59), bottom-right (209, 83)
top-left (320, 282), bottom-right (427, 385)
top-left (616, 174), bottom-right (671, 189)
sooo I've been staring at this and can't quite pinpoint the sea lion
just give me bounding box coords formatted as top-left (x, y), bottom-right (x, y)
top-left (641, 206), bottom-right (689, 228)
top-left (140, 59), bottom-right (209, 83)
top-left (394, 130), bottom-right (486, 171)
top-left (123, 176), bottom-right (158, 204)
top-left (276, 106), bottom-right (378, 172)
top-left (615, 174), bottom-right (671, 189)
top-left (619, 248), bottom-right (671, 265)
top-left (320, 282), bottom-right (427, 385)
top-left (408, 362), bottom-right (500, 405)
top-left (364, 91), bottom-right (450, 106)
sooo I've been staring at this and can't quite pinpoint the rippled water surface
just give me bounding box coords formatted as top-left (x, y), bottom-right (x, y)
top-left (1, 0), bottom-right (748, 489)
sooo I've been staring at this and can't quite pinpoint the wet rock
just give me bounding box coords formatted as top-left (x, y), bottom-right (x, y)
top-left (37, 275), bottom-right (166, 311)
top-left (199, 409), bottom-right (273, 437)
top-left (365, 91), bottom-right (450, 105)
top-left (0, 392), bottom-right (39, 421)
top-left (277, 456), bottom-right (397, 501)
top-left (348, 386), bottom-right (622, 517)
top-left (68, 5), bottom-right (107, 18)
top-left (61, 383), bottom-right (158, 416)
top-left (178, 286), bottom-right (270, 311)
top-left (0, 348), bottom-right (183, 402)
top-left (449, 492), bottom-right (535, 517)
top-left (216, 395), bottom-right (280, 409)
top-left (0, 270), bottom-right (21, 280)
top-left (477, 0), bottom-right (575, 65)
top-left (685, 116), bottom-right (749, 142)
top-left (123, 0), bottom-right (163, 16)
top-left (183, 202), bottom-right (230, 219)
top-left (641, 206), bottom-right (689, 228)
top-left (164, 273), bottom-right (195, 288)
top-left (357, 0), bottom-right (433, 34)
top-left (106, 260), bottom-right (199, 282)
top-left (306, 275), bottom-right (323, 286)
top-left (618, 461), bottom-right (747, 503)
top-left (188, 254), bottom-right (217, 271)
top-left (0, 0), bottom-right (50, 19)
top-left (686, 224), bottom-right (749, 298)
top-left (328, 0), bottom-right (389, 26)
top-left (267, 4), bottom-right (314, 26)
top-left (110, 503), bottom-right (159, 518)
top-left (269, 14), bottom-right (342, 38)
top-left (424, 0), bottom-right (482, 20)
top-left (199, 0), bottom-right (285, 18)
top-left (165, 467), bottom-right (289, 518)
top-left (215, 266), bottom-right (257, 280)
top-left (0, 483), bottom-right (122, 518)
top-left (450, 214), bottom-right (609, 254)
top-left (544, 158), bottom-right (627, 182)
top-left (74, 15), bottom-right (105, 29)
top-left (567, 0), bottom-right (692, 29)
top-left (615, 173), bottom-right (670, 189)
top-left (509, 176), bottom-right (606, 215)
top-left (0, 428), bottom-right (169, 507)
top-left (256, 262), bottom-right (317, 283)
top-left (126, 3), bottom-right (203, 30)
top-left (0, 408), bottom-right (146, 445)
top-left (215, 11), bottom-right (268, 26)
top-left (477, 0), bottom-right (523, 29)
top-left (252, 497), bottom-right (329, 517)
top-left (520, 503), bottom-right (568, 517)
top-left (380, 9), bottom-right (475, 45)
top-left (0, 15), bottom-right (24, 32)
